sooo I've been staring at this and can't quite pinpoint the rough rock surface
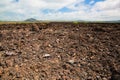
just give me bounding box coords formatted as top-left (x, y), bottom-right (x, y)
top-left (0, 22), bottom-right (120, 80)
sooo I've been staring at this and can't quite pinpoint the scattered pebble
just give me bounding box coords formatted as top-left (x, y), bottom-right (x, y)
top-left (87, 76), bottom-right (92, 80)
top-left (76, 28), bottom-right (79, 31)
top-left (103, 77), bottom-right (107, 80)
top-left (0, 42), bottom-right (1, 46)
top-left (68, 60), bottom-right (75, 64)
top-left (5, 51), bottom-right (16, 56)
top-left (43, 54), bottom-right (51, 58)
top-left (96, 76), bottom-right (102, 79)
top-left (32, 39), bottom-right (35, 40)
top-left (48, 44), bottom-right (52, 47)
top-left (56, 39), bottom-right (60, 43)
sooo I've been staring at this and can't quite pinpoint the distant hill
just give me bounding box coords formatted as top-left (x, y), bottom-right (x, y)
top-left (111, 20), bottom-right (120, 23)
top-left (82, 20), bottom-right (120, 23)
top-left (72, 20), bottom-right (120, 23)
top-left (25, 18), bottom-right (38, 22)
top-left (102, 20), bottom-right (120, 23)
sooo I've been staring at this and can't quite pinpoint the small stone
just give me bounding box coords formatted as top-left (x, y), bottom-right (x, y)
top-left (48, 44), bottom-right (52, 47)
top-left (76, 28), bottom-right (79, 31)
top-left (82, 58), bottom-right (86, 60)
top-left (0, 51), bottom-right (3, 57)
top-left (56, 39), bottom-right (60, 43)
top-left (0, 43), bottom-right (1, 46)
top-left (115, 45), bottom-right (119, 47)
top-left (103, 77), bottom-right (107, 80)
top-left (33, 39), bottom-right (35, 40)
top-left (15, 65), bottom-right (19, 71)
top-left (5, 51), bottom-right (16, 56)
top-left (82, 71), bottom-right (88, 76)
top-left (87, 76), bottom-right (92, 80)
top-left (96, 76), bottom-right (102, 80)
top-left (6, 60), bottom-right (13, 66)
top-left (68, 60), bottom-right (75, 64)
top-left (43, 54), bottom-right (51, 58)
top-left (86, 34), bottom-right (91, 37)
top-left (0, 67), bottom-right (3, 74)
top-left (16, 73), bottom-right (21, 78)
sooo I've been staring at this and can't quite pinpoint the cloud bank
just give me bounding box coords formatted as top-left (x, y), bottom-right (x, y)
top-left (0, 0), bottom-right (120, 21)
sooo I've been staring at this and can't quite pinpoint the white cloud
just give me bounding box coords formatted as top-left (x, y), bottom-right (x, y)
top-left (18, 0), bottom-right (77, 10)
top-left (93, 0), bottom-right (120, 10)
top-left (90, 0), bottom-right (120, 21)
top-left (0, 0), bottom-right (120, 21)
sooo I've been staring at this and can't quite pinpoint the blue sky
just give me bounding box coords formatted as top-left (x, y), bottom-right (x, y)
top-left (84, 0), bottom-right (104, 4)
top-left (0, 0), bottom-right (120, 21)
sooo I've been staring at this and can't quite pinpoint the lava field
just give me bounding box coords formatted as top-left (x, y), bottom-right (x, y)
top-left (0, 22), bottom-right (120, 80)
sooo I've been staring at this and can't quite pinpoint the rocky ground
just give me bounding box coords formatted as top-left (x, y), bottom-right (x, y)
top-left (0, 22), bottom-right (120, 80)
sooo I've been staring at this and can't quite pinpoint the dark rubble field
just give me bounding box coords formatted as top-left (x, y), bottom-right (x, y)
top-left (0, 22), bottom-right (120, 80)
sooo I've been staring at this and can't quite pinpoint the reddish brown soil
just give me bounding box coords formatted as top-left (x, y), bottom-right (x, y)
top-left (0, 22), bottom-right (120, 80)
